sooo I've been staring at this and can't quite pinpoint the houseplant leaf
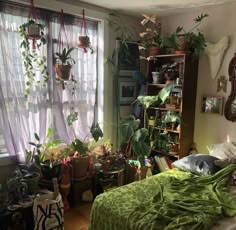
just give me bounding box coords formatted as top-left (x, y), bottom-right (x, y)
top-left (90, 123), bottom-right (103, 142)
top-left (120, 115), bottom-right (140, 143)
top-left (132, 128), bottom-right (151, 167)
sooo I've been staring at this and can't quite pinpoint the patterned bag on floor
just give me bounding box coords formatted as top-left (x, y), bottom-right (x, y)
top-left (33, 191), bottom-right (64, 230)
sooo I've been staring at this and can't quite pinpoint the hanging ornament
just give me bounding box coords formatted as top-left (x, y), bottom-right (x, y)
top-left (78, 9), bottom-right (93, 53)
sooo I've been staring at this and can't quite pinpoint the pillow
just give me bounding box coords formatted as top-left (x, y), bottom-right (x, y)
top-left (172, 154), bottom-right (221, 176)
top-left (209, 142), bottom-right (236, 160)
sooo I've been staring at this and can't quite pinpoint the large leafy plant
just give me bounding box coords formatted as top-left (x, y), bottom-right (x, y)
top-left (175, 13), bottom-right (208, 56)
top-left (27, 128), bottom-right (63, 165)
top-left (19, 19), bottom-right (49, 97)
top-left (66, 111), bottom-right (103, 156)
top-left (138, 81), bottom-right (176, 109)
top-left (120, 115), bottom-right (150, 167)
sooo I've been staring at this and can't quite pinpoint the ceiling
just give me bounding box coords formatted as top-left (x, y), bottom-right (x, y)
top-left (75, 0), bottom-right (235, 16)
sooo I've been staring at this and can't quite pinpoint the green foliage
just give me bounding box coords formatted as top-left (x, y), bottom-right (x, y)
top-left (138, 81), bottom-right (176, 108)
top-left (162, 111), bottom-right (181, 124)
top-left (27, 128), bottom-right (63, 163)
top-left (66, 112), bottom-right (104, 155)
top-left (139, 14), bottom-right (162, 49)
top-left (90, 123), bottom-right (103, 142)
top-left (55, 47), bottom-right (76, 65)
top-left (71, 138), bottom-right (88, 156)
top-left (19, 20), bottom-right (49, 97)
top-left (67, 111), bottom-right (78, 126)
top-left (120, 115), bottom-right (151, 167)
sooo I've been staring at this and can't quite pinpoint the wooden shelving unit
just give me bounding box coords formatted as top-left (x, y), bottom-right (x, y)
top-left (145, 53), bottom-right (199, 160)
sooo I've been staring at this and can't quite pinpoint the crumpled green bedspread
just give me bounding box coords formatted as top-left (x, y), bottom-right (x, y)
top-left (89, 164), bottom-right (236, 230)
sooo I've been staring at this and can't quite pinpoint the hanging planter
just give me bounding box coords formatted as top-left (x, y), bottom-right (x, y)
top-left (19, 0), bottom-right (48, 97)
top-left (78, 9), bottom-right (94, 54)
top-left (54, 10), bottom-right (76, 82)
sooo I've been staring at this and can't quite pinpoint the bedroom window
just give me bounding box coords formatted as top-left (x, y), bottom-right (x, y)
top-left (0, 3), bottom-right (99, 161)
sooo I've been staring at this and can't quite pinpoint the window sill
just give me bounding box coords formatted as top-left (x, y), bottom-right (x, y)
top-left (0, 154), bottom-right (16, 166)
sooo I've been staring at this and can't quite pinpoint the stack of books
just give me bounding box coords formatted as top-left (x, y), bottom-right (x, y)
top-left (154, 155), bottom-right (173, 172)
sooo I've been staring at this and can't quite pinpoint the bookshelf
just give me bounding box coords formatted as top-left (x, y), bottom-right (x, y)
top-left (144, 53), bottom-right (199, 172)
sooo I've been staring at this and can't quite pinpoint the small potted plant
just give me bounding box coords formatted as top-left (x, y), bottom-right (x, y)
top-left (162, 111), bottom-right (181, 130)
top-left (78, 35), bottom-right (94, 54)
top-left (27, 128), bottom-right (66, 181)
top-left (172, 13), bottom-right (208, 56)
top-left (138, 14), bottom-right (162, 56)
top-left (54, 47), bottom-right (76, 80)
top-left (19, 19), bottom-right (48, 97)
top-left (66, 111), bottom-right (103, 179)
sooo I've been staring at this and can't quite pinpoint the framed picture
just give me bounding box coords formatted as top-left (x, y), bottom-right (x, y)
top-left (201, 96), bottom-right (224, 115)
top-left (119, 79), bottom-right (137, 105)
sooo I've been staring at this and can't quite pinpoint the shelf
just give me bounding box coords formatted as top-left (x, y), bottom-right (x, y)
top-left (147, 83), bottom-right (166, 88)
top-left (149, 126), bottom-right (180, 134)
top-left (148, 107), bottom-right (181, 112)
top-left (147, 53), bottom-right (187, 60)
top-left (152, 149), bottom-right (180, 159)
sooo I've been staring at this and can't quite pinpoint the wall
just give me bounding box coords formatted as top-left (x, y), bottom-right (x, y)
top-left (162, 1), bottom-right (236, 153)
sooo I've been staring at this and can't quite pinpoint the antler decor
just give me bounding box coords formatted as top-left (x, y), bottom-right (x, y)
top-left (205, 36), bottom-right (229, 79)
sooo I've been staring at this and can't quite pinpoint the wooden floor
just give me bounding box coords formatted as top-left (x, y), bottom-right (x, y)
top-left (64, 203), bottom-right (92, 230)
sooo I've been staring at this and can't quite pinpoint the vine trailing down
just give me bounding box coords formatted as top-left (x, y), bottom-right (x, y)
top-left (19, 0), bottom-right (49, 97)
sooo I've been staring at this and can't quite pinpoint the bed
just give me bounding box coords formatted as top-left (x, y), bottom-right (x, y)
top-left (89, 158), bottom-right (236, 230)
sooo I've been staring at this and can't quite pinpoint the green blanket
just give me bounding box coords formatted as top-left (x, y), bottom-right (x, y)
top-left (89, 164), bottom-right (236, 230)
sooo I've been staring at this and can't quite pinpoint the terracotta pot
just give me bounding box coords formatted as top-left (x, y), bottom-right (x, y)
top-left (148, 46), bottom-right (161, 56)
top-left (176, 35), bottom-right (191, 54)
top-left (78, 36), bottom-right (90, 48)
top-left (72, 156), bottom-right (91, 179)
top-left (54, 64), bottom-right (72, 80)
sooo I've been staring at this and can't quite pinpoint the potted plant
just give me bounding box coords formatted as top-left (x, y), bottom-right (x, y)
top-left (139, 14), bottom-right (162, 56)
top-left (54, 47), bottom-right (76, 80)
top-left (19, 19), bottom-right (48, 97)
top-left (66, 111), bottom-right (103, 179)
top-left (78, 35), bottom-right (94, 54)
top-left (162, 111), bottom-right (181, 130)
top-left (120, 115), bottom-right (151, 168)
top-left (174, 13), bottom-right (208, 56)
top-left (27, 128), bottom-right (66, 181)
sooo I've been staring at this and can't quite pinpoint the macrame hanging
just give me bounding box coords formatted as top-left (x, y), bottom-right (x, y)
top-left (78, 9), bottom-right (92, 53)
top-left (26, 0), bottom-right (42, 49)
top-left (55, 9), bottom-right (75, 86)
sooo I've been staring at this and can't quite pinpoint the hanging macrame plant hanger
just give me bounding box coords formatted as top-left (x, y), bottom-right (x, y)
top-left (78, 9), bottom-right (91, 53)
top-left (55, 9), bottom-right (74, 87)
top-left (26, 0), bottom-right (42, 49)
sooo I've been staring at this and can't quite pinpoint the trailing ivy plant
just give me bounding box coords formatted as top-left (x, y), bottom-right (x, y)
top-left (19, 19), bottom-right (49, 97)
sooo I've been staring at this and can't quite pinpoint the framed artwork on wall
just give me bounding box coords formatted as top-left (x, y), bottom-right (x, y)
top-left (201, 96), bottom-right (224, 115)
top-left (119, 78), bottom-right (137, 105)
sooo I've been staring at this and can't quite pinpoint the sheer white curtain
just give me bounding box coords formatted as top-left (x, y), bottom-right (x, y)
top-left (0, 11), bottom-right (51, 162)
top-left (0, 5), bottom-right (98, 162)
top-left (50, 15), bottom-right (98, 144)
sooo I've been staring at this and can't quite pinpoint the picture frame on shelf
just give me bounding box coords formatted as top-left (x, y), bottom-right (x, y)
top-left (201, 96), bottom-right (224, 115)
top-left (119, 78), bottom-right (137, 105)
